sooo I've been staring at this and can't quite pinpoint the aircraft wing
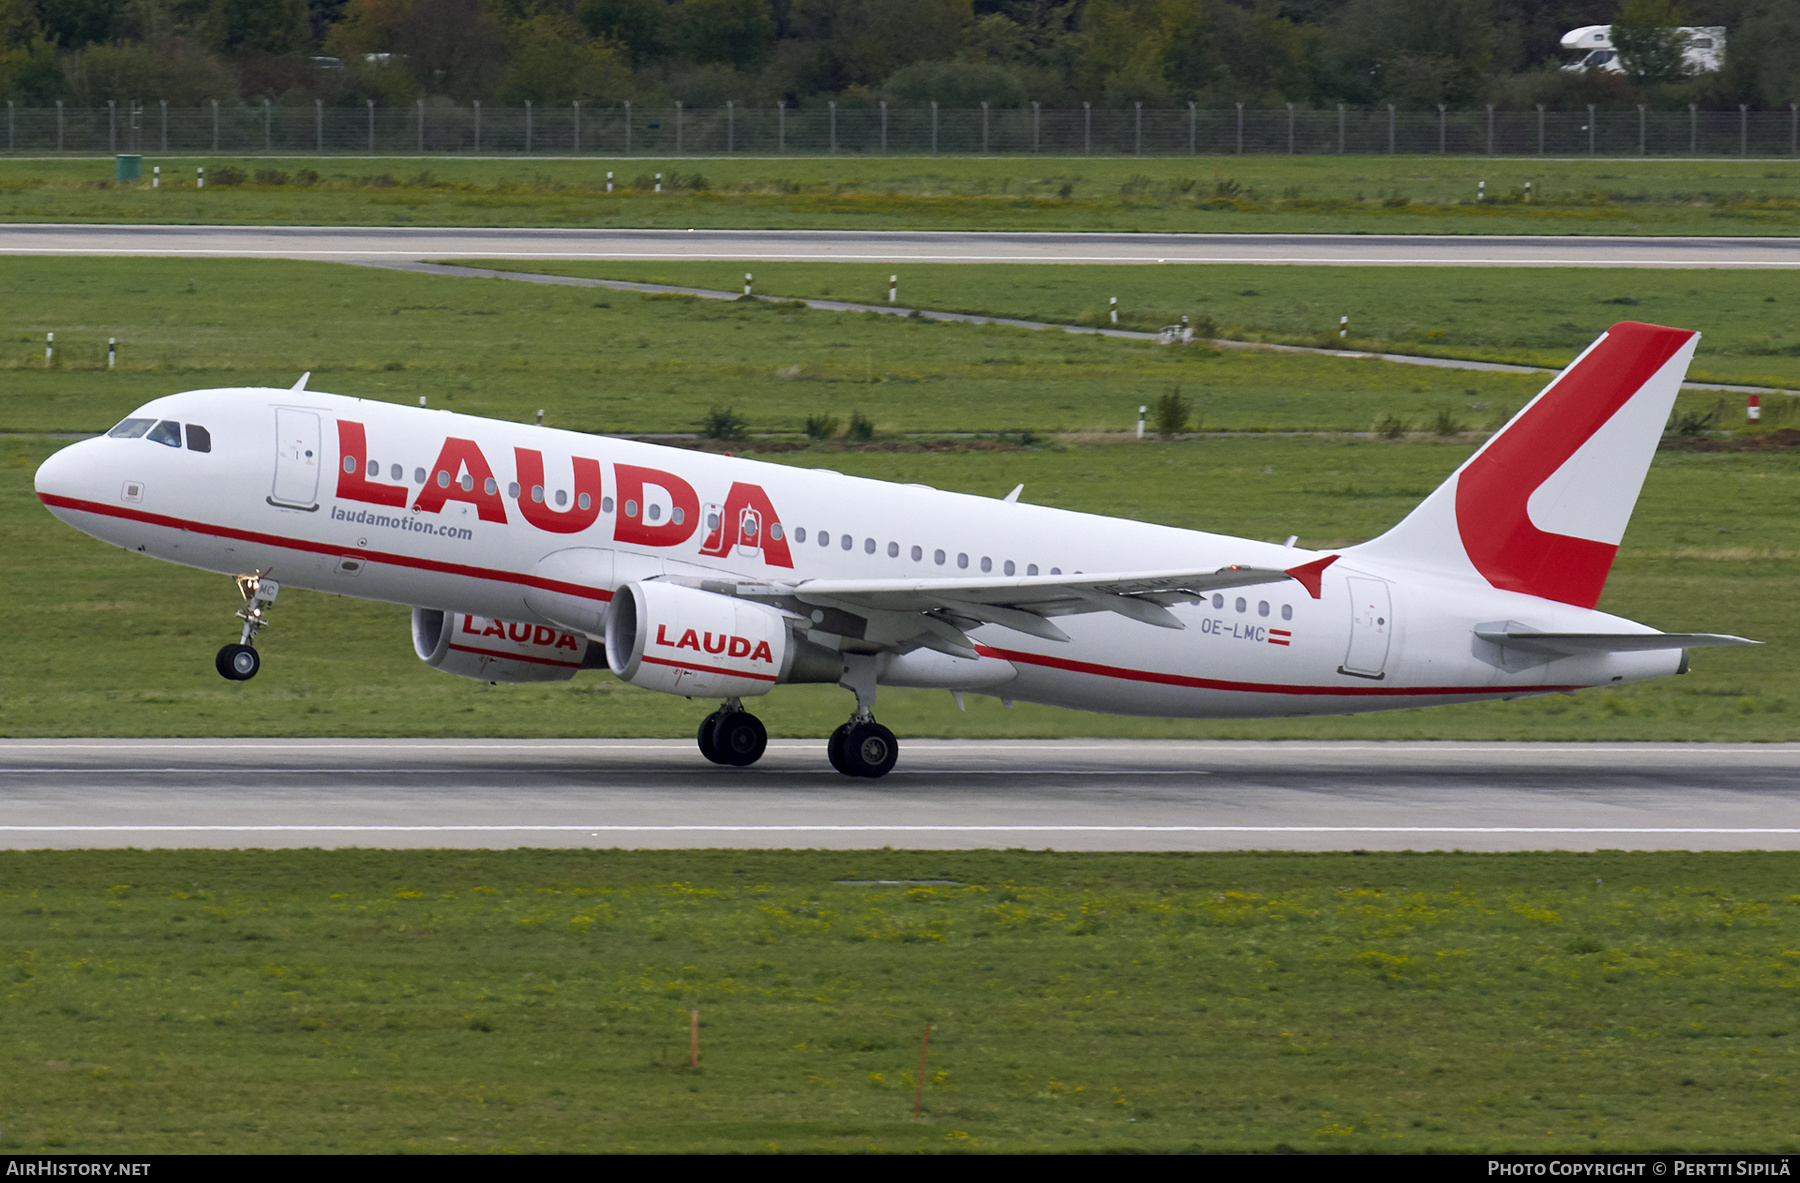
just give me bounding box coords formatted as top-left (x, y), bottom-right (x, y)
top-left (657, 559), bottom-right (1331, 658)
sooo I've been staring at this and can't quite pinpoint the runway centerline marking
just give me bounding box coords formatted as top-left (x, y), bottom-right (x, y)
top-left (4, 824), bottom-right (1797, 834)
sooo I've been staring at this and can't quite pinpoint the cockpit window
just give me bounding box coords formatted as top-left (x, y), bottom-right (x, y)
top-left (107, 418), bottom-right (155, 439)
top-left (185, 424), bottom-right (211, 453)
top-left (146, 420), bottom-right (182, 448)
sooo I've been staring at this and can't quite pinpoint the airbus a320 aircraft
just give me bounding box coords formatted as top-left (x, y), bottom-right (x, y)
top-left (35, 320), bottom-right (1752, 778)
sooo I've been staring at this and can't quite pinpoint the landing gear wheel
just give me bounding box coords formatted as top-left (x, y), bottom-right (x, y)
top-left (712, 712), bottom-right (767, 767)
top-left (215, 643), bottom-right (259, 681)
top-left (839, 721), bottom-right (898, 779)
top-left (827, 723), bottom-right (853, 776)
top-left (696, 710), bottom-right (728, 765)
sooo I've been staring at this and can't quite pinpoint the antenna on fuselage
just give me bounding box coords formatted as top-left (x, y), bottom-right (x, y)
top-left (291, 372), bottom-right (310, 391)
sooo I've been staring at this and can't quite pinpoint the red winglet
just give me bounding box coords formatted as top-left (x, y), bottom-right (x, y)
top-left (1284, 554), bottom-right (1339, 600)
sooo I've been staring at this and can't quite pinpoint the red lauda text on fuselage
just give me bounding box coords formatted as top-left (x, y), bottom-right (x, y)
top-left (332, 420), bottom-right (792, 566)
top-left (655, 623), bottom-right (775, 665)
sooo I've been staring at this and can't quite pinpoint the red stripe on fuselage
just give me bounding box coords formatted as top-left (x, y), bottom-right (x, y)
top-left (37, 493), bottom-right (613, 604)
top-left (974, 644), bottom-right (1579, 698)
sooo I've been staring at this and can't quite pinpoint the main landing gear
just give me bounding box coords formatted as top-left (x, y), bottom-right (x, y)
top-left (697, 699), bottom-right (769, 767)
top-left (215, 574), bottom-right (279, 682)
top-left (827, 716), bottom-right (898, 779)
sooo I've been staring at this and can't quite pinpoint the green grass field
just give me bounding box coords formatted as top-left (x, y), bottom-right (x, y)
top-left (0, 256), bottom-right (1791, 741)
top-left (3, 848), bottom-right (1796, 1153)
top-left (4, 155), bottom-right (1800, 235)
top-left (477, 259), bottom-right (1800, 391)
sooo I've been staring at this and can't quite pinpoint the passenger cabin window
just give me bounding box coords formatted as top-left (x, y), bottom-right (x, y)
top-left (1027, 564), bottom-right (1038, 576)
top-left (794, 527), bottom-right (807, 543)
top-left (107, 418), bottom-right (155, 439)
top-left (1281, 604), bottom-right (1293, 621)
top-left (146, 420), bottom-right (182, 448)
top-left (840, 534), bottom-right (852, 551)
top-left (1212, 593), bottom-right (1224, 609)
top-left (185, 424), bottom-right (211, 453)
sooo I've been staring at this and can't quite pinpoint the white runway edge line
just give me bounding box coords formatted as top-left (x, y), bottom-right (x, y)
top-left (6, 825), bottom-right (1800, 834)
top-left (5, 741), bottom-right (1796, 754)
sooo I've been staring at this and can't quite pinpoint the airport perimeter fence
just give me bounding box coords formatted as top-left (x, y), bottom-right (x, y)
top-left (7, 99), bottom-right (1800, 158)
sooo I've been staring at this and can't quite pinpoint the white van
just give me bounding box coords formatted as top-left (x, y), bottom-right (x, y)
top-left (1560, 25), bottom-right (1725, 75)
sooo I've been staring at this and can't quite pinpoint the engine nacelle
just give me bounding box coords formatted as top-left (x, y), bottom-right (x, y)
top-left (411, 608), bottom-right (600, 683)
top-left (606, 581), bottom-right (838, 698)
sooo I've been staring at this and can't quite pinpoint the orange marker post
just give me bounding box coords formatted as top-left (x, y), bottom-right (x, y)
top-left (913, 1022), bottom-right (931, 1121)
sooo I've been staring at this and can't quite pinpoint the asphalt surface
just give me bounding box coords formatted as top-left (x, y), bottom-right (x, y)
top-left (6, 225), bottom-right (1800, 267)
top-left (4, 739), bottom-right (1797, 852)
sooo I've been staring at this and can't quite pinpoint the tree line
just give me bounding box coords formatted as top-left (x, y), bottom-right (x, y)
top-left (2, 0), bottom-right (1797, 112)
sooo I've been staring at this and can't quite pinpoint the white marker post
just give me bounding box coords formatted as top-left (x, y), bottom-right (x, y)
top-left (1749, 394), bottom-right (1761, 423)
top-left (1525, 180), bottom-right (1532, 202)
top-left (744, 272), bottom-right (753, 296)
top-left (1340, 316), bottom-right (1348, 339)
top-left (152, 165), bottom-right (159, 188)
top-left (654, 172), bottom-right (662, 193)
top-left (419, 396), bottom-right (427, 407)
top-left (606, 171), bottom-right (613, 193)
top-left (108, 337), bottom-right (116, 369)
top-left (45, 332), bottom-right (53, 365)
top-left (888, 275), bottom-right (897, 303)
top-left (1478, 179), bottom-right (1485, 201)
top-left (196, 166), bottom-right (204, 189)
top-left (1137, 404), bottom-right (1146, 439)
top-left (536, 408), bottom-right (544, 424)
top-left (1109, 296), bottom-right (1118, 324)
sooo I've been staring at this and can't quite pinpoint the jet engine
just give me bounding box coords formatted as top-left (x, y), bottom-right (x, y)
top-left (605, 580), bottom-right (840, 698)
top-left (411, 607), bottom-right (602, 683)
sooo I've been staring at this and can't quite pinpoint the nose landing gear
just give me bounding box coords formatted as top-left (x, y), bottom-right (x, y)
top-left (215, 574), bottom-right (279, 681)
top-left (696, 699), bottom-right (768, 767)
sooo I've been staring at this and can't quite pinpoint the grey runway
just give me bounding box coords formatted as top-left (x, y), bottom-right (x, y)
top-left (5, 225), bottom-right (1800, 267)
top-left (3, 739), bottom-right (1798, 852)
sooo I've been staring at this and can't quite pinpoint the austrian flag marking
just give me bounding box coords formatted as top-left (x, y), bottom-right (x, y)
top-left (1269, 629), bottom-right (1292, 647)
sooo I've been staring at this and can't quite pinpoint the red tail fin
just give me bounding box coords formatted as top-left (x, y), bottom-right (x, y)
top-left (1353, 322), bottom-right (1699, 608)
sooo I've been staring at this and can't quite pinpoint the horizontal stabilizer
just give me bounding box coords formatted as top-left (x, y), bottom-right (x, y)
top-left (1474, 625), bottom-right (1758, 655)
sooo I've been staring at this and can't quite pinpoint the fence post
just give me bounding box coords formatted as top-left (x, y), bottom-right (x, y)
top-left (1387, 103), bottom-right (1394, 155)
top-left (210, 98), bottom-right (217, 152)
top-left (1033, 101), bottom-right (1039, 153)
top-left (1337, 103), bottom-right (1344, 154)
top-left (572, 99), bottom-right (580, 152)
top-left (316, 98), bottom-right (322, 151)
top-left (1537, 103), bottom-right (1545, 154)
top-left (1587, 104), bottom-right (1595, 155)
top-left (1236, 102), bottom-right (1243, 154)
top-left (524, 99), bottom-right (531, 152)
top-left (777, 101), bottom-right (784, 153)
top-left (1486, 103), bottom-right (1494, 155)
top-left (417, 98), bottom-right (424, 152)
top-left (55, 99), bottom-right (62, 151)
top-left (109, 99), bottom-right (115, 152)
top-left (1134, 100), bottom-right (1142, 155)
top-left (624, 100), bottom-right (630, 154)
top-left (1286, 102), bottom-right (1294, 154)
top-left (1083, 101), bottom-right (1090, 155)
top-left (1689, 103), bottom-right (1697, 154)
top-left (1792, 102), bottom-right (1797, 155)
top-left (980, 101), bottom-right (988, 154)
top-left (932, 101), bottom-right (938, 154)
top-left (263, 96), bottom-right (270, 151)
top-left (473, 99), bottom-right (480, 152)
top-left (160, 98), bottom-right (167, 151)
top-left (1741, 103), bottom-right (1749, 156)
top-left (1190, 100), bottom-right (1196, 155)
top-left (367, 99), bottom-right (375, 151)
top-left (829, 99), bottom-right (835, 154)
top-left (676, 100), bottom-right (682, 153)
top-left (726, 100), bottom-right (733, 153)
top-left (1438, 103), bottom-right (1446, 153)
top-left (881, 100), bottom-right (888, 153)
top-left (1637, 103), bottom-right (1645, 156)
top-left (6, 100), bottom-right (11, 154)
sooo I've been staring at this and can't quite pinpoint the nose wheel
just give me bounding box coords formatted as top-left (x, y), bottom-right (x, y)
top-left (696, 701), bottom-right (767, 767)
top-left (215, 573), bottom-right (279, 681)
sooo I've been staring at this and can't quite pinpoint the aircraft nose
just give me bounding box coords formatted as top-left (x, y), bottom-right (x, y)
top-left (35, 438), bottom-right (101, 510)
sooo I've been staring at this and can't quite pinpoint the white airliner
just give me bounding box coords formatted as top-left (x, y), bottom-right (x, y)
top-left (34, 321), bottom-right (1752, 778)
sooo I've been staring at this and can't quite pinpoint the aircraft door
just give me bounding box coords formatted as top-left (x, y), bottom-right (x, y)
top-left (1339, 576), bottom-right (1392, 679)
top-left (736, 507), bottom-right (762, 557)
top-left (270, 408), bottom-right (322, 510)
